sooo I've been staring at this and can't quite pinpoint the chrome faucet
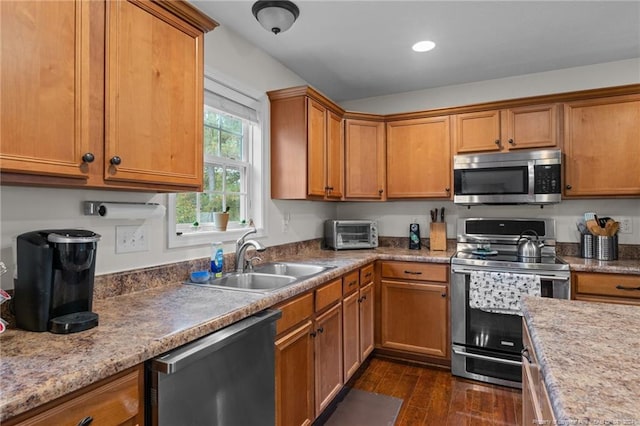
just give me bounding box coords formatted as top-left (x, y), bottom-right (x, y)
top-left (235, 228), bottom-right (266, 273)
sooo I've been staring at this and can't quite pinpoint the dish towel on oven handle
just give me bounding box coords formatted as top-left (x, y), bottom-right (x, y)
top-left (469, 271), bottom-right (541, 316)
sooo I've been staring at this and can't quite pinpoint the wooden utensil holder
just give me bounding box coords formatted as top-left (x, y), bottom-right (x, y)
top-left (430, 222), bottom-right (447, 251)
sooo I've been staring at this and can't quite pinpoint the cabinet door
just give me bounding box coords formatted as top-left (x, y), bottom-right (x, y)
top-left (380, 280), bottom-right (449, 358)
top-left (504, 104), bottom-right (559, 150)
top-left (307, 98), bottom-right (327, 197)
top-left (325, 111), bottom-right (344, 199)
top-left (564, 94), bottom-right (640, 197)
top-left (275, 320), bottom-right (314, 426)
top-left (342, 291), bottom-right (360, 382)
top-left (0, 1), bottom-right (91, 179)
top-left (314, 303), bottom-right (343, 415)
top-left (454, 110), bottom-right (501, 153)
top-left (359, 281), bottom-right (375, 361)
top-left (105, 0), bottom-right (204, 189)
top-left (387, 116), bottom-right (451, 198)
top-left (344, 119), bottom-right (386, 199)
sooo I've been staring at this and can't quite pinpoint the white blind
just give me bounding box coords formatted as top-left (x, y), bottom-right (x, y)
top-left (203, 75), bottom-right (259, 124)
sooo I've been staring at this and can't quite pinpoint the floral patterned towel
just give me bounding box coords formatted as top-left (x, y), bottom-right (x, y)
top-left (469, 271), bottom-right (541, 316)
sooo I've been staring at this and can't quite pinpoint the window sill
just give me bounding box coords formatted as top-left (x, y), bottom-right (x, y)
top-left (168, 227), bottom-right (265, 248)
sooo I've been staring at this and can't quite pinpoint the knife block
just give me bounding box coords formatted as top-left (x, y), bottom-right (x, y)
top-left (430, 222), bottom-right (447, 251)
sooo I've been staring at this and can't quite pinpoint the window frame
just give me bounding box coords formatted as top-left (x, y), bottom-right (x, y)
top-left (167, 69), bottom-right (267, 248)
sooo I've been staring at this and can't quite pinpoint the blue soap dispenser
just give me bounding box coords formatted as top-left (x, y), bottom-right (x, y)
top-left (211, 243), bottom-right (224, 278)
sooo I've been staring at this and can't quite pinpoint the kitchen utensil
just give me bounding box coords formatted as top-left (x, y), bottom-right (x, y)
top-left (516, 229), bottom-right (544, 261)
top-left (604, 220), bottom-right (619, 236)
top-left (584, 212), bottom-right (597, 222)
top-left (576, 221), bottom-right (588, 235)
top-left (586, 219), bottom-right (605, 236)
top-left (440, 207), bottom-right (445, 222)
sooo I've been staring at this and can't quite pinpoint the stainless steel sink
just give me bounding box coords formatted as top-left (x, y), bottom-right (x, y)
top-left (253, 262), bottom-right (332, 278)
top-left (186, 262), bottom-right (334, 293)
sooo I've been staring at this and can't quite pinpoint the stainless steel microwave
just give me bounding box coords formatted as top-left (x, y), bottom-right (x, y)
top-left (324, 220), bottom-right (378, 250)
top-left (453, 149), bottom-right (562, 205)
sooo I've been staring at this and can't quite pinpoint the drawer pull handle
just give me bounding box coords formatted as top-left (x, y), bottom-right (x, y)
top-left (317, 327), bottom-right (324, 334)
top-left (78, 417), bottom-right (94, 426)
top-left (521, 348), bottom-right (532, 363)
top-left (404, 270), bottom-right (422, 275)
top-left (364, 272), bottom-right (372, 279)
top-left (348, 280), bottom-right (357, 287)
top-left (616, 285), bottom-right (640, 291)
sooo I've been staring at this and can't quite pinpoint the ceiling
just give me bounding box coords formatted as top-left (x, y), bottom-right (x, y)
top-left (191, 1), bottom-right (640, 102)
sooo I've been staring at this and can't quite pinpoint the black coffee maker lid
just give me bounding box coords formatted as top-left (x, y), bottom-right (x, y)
top-left (47, 230), bottom-right (101, 244)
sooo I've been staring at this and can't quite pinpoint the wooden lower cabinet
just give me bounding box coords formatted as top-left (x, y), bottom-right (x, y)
top-left (314, 303), bottom-right (343, 415)
top-left (275, 320), bottom-right (315, 426)
top-left (379, 262), bottom-right (449, 361)
top-left (4, 365), bottom-right (144, 426)
top-left (522, 321), bottom-right (556, 425)
top-left (573, 272), bottom-right (640, 305)
top-left (359, 281), bottom-right (375, 361)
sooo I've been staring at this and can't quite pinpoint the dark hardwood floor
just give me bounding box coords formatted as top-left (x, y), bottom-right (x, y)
top-left (351, 357), bottom-right (522, 426)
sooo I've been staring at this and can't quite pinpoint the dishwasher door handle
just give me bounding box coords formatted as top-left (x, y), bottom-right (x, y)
top-left (452, 346), bottom-right (522, 367)
top-left (151, 309), bottom-right (281, 375)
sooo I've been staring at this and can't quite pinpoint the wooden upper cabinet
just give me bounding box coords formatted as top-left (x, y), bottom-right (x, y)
top-left (386, 116), bottom-right (452, 198)
top-left (563, 94), bottom-right (640, 197)
top-left (453, 104), bottom-right (559, 154)
top-left (269, 87), bottom-right (345, 200)
top-left (0, 1), bottom-right (91, 179)
top-left (344, 116), bottom-right (386, 199)
top-left (0, 0), bottom-right (217, 191)
top-left (105, 0), bottom-right (205, 188)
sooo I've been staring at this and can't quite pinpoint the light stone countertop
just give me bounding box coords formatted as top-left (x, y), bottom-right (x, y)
top-left (0, 247), bottom-right (452, 421)
top-left (522, 297), bottom-right (640, 425)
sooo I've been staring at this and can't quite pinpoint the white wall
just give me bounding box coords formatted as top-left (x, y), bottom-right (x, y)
top-left (0, 25), bottom-right (336, 289)
top-left (340, 58), bottom-right (640, 114)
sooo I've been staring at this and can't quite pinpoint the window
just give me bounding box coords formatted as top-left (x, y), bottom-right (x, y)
top-left (168, 72), bottom-right (265, 248)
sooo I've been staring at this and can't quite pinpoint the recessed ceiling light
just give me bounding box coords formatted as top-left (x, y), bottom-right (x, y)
top-left (412, 40), bottom-right (436, 53)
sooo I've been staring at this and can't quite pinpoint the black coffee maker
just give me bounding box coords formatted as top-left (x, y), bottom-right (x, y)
top-left (14, 229), bottom-right (101, 333)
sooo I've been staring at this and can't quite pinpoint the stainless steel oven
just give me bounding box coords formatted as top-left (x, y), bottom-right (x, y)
top-left (450, 218), bottom-right (570, 388)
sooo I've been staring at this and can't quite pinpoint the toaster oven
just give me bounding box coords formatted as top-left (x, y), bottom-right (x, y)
top-left (324, 220), bottom-right (378, 250)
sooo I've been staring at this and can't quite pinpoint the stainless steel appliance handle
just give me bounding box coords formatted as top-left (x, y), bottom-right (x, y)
top-left (452, 347), bottom-right (522, 367)
top-left (451, 268), bottom-right (569, 281)
top-left (151, 309), bottom-right (281, 375)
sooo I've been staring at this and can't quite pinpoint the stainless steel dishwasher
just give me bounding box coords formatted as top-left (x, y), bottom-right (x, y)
top-left (148, 309), bottom-right (281, 425)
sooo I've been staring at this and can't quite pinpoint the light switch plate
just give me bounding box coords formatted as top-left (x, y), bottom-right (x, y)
top-left (116, 225), bottom-right (149, 253)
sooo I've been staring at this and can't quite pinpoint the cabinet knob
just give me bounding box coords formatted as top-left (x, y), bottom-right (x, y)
top-left (310, 331), bottom-right (317, 338)
top-left (82, 153), bottom-right (95, 163)
top-left (445, 187), bottom-right (450, 193)
top-left (508, 139), bottom-right (514, 145)
top-left (317, 327), bottom-right (324, 334)
top-left (378, 189), bottom-right (384, 196)
top-left (110, 156), bottom-right (122, 166)
top-left (77, 417), bottom-right (93, 426)
top-left (441, 292), bottom-right (447, 298)
top-left (494, 139), bottom-right (501, 147)
top-left (566, 184), bottom-right (572, 190)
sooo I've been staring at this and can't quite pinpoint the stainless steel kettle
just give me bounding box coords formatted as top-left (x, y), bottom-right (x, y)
top-left (517, 229), bottom-right (544, 261)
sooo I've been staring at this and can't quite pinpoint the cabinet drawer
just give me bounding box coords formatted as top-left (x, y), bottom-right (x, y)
top-left (380, 262), bottom-right (448, 282)
top-left (316, 278), bottom-right (342, 312)
top-left (575, 273), bottom-right (640, 300)
top-left (276, 292), bottom-right (314, 336)
top-left (8, 365), bottom-right (142, 426)
top-left (342, 270), bottom-right (360, 296)
top-left (360, 264), bottom-right (374, 286)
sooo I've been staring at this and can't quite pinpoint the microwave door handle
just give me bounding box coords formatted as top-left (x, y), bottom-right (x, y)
top-left (528, 160), bottom-right (536, 197)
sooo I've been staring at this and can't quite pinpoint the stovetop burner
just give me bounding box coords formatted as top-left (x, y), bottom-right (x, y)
top-left (452, 218), bottom-right (570, 273)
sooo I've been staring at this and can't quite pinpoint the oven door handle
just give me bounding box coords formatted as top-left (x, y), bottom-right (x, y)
top-left (452, 269), bottom-right (568, 282)
top-left (452, 347), bottom-right (522, 367)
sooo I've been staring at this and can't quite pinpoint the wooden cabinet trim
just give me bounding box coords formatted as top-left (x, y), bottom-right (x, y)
top-left (275, 292), bottom-right (314, 336)
top-left (380, 261), bottom-right (448, 282)
top-left (315, 278), bottom-right (343, 312)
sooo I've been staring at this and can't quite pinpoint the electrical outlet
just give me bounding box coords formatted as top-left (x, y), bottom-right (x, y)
top-left (618, 217), bottom-right (632, 234)
top-left (116, 225), bottom-right (149, 253)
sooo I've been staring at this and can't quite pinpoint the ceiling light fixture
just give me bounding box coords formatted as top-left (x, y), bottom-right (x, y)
top-left (412, 40), bottom-right (436, 52)
top-left (252, 1), bottom-right (300, 35)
